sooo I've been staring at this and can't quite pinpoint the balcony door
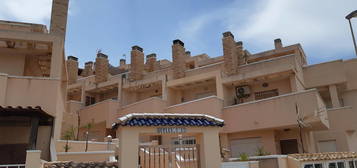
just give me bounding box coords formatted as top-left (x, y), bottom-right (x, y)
top-left (280, 139), bottom-right (299, 154)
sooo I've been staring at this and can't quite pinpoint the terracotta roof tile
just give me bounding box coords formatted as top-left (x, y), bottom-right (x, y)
top-left (288, 152), bottom-right (357, 161)
top-left (43, 161), bottom-right (118, 168)
top-left (112, 113), bottom-right (224, 128)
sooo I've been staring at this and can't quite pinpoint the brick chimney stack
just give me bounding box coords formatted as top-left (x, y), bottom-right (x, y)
top-left (222, 31), bottom-right (238, 75)
top-left (95, 52), bottom-right (109, 83)
top-left (146, 53), bottom-right (157, 72)
top-left (50, 0), bottom-right (69, 39)
top-left (129, 46), bottom-right (144, 81)
top-left (82, 61), bottom-right (94, 77)
top-left (119, 59), bottom-right (126, 70)
top-left (120, 59), bottom-right (126, 67)
top-left (185, 51), bottom-right (191, 57)
top-left (236, 41), bottom-right (246, 65)
top-left (172, 39), bottom-right (186, 79)
top-left (274, 38), bottom-right (283, 49)
top-left (66, 56), bottom-right (78, 84)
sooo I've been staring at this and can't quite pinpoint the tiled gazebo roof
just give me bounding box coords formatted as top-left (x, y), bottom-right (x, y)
top-left (43, 161), bottom-right (118, 168)
top-left (288, 152), bottom-right (357, 161)
top-left (0, 105), bottom-right (53, 119)
top-left (112, 113), bottom-right (224, 129)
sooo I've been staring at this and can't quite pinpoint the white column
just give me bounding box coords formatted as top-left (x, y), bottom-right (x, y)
top-left (216, 73), bottom-right (224, 99)
top-left (118, 127), bottom-right (139, 168)
top-left (0, 73), bottom-right (8, 106)
top-left (329, 85), bottom-right (341, 108)
top-left (199, 128), bottom-right (221, 168)
top-left (162, 77), bottom-right (168, 101)
top-left (50, 38), bottom-right (64, 78)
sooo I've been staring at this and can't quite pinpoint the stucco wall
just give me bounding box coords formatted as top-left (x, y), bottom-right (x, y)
top-left (57, 151), bottom-right (114, 162)
top-left (166, 96), bottom-right (223, 118)
top-left (0, 54), bottom-right (25, 76)
top-left (56, 140), bottom-right (115, 152)
top-left (223, 90), bottom-right (326, 133)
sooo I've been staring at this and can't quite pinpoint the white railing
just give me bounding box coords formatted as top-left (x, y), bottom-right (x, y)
top-left (0, 164), bottom-right (25, 168)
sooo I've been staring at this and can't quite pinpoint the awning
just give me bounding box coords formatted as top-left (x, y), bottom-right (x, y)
top-left (0, 106), bottom-right (54, 125)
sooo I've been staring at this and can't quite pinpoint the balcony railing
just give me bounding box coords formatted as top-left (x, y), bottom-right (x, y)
top-left (166, 96), bottom-right (224, 118)
top-left (0, 75), bottom-right (61, 116)
top-left (223, 89), bottom-right (328, 133)
top-left (79, 99), bottom-right (119, 128)
top-left (120, 97), bottom-right (166, 117)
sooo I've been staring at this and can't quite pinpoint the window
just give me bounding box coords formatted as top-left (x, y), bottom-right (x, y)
top-left (304, 164), bottom-right (313, 168)
top-left (172, 136), bottom-right (196, 145)
top-left (319, 140), bottom-right (337, 152)
top-left (85, 96), bottom-right (96, 106)
top-left (315, 164), bottom-right (323, 168)
top-left (349, 161), bottom-right (355, 168)
top-left (254, 89), bottom-right (279, 100)
top-left (304, 163), bottom-right (324, 168)
top-left (337, 162), bottom-right (345, 168)
top-left (329, 163), bottom-right (336, 168)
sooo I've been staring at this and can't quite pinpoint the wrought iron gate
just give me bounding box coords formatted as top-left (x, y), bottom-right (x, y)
top-left (139, 144), bottom-right (200, 168)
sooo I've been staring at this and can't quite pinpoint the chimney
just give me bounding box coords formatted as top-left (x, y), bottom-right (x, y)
top-left (119, 59), bottom-right (126, 70)
top-left (82, 61), bottom-right (94, 77)
top-left (185, 51), bottom-right (191, 57)
top-left (172, 39), bottom-right (186, 79)
top-left (129, 46), bottom-right (144, 81)
top-left (146, 53), bottom-right (157, 72)
top-left (236, 41), bottom-right (246, 65)
top-left (274, 38), bottom-right (283, 49)
top-left (222, 31), bottom-right (238, 75)
top-left (95, 52), bottom-right (109, 83)
top-left (66, 56), bottom-right (78, 84)
top-left (120, 59), bottom-right (126, 66)
top-left (50, 0), bottom-right (69, 39)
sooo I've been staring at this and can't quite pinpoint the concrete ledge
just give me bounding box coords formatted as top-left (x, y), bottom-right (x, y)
top-left (57, 151), bottom-right (115, 162)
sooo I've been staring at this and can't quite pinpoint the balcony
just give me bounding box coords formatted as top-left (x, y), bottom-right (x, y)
top-left (223, 89), bottom-right (329, 133)
top-left (326, 106), bottom-right (355, 131)
top-left (119, 97), bottom-right (166, 117)
top-left (222, 54), bottom-right (297, 84)
top-left (165, 96), bottom-right (224, 118)
top-left (0, 74), bottom-right (62, 116)
top-left (79, 99), bottom-right (119, 128)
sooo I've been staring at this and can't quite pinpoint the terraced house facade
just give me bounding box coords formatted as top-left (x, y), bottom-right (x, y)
top-left (64, 31), bottom-right (357, 157)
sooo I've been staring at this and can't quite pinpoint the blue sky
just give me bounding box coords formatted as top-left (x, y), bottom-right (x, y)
top-left (1, 0), bottom-right (357, 67)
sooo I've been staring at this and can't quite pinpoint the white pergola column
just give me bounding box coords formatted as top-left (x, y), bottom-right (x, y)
top-left (199, 128), bottom-right (221, 168)
top-left (118, 127), bottom-right (139, 168)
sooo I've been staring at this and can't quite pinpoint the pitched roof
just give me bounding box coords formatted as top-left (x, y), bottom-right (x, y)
top-left (112, 113), bottom-right (224, 128)
top-left (0, 106), bottom-right (53, 119)
top-left (288, 152), bottom-right (357, 161)
top-left (43, 161), bottom-right (118, 168)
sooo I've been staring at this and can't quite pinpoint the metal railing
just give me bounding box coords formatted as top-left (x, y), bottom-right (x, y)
top-left (0, 164), bottom-right (25, 168)
top-left (139, 144), bottom-right (200, 168)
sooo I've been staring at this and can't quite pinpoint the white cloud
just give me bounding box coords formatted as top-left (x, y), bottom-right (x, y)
top-left (179, 0), bottom-right (357, 62)
top-left (0, 0), bottom-right (52, 25)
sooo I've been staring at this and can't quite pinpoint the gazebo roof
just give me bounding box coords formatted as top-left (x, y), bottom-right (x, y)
top-left (288, 152), bottom-right (357, 161)
top-left (112, 113), bottom-right (224, 129)
top-left (0, 105), bottom-right (54, 125)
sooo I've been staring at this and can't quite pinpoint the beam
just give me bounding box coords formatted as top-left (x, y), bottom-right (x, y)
top-left (0, 47), bottom-right (51, 55)
top-left (28, 117), bottom-right (39, 150)
top-left (0, 29), bottom-right (57, 42)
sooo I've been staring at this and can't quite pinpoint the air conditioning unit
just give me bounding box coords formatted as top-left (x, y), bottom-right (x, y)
top-left (236, 85), bottom-right (251, 98)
